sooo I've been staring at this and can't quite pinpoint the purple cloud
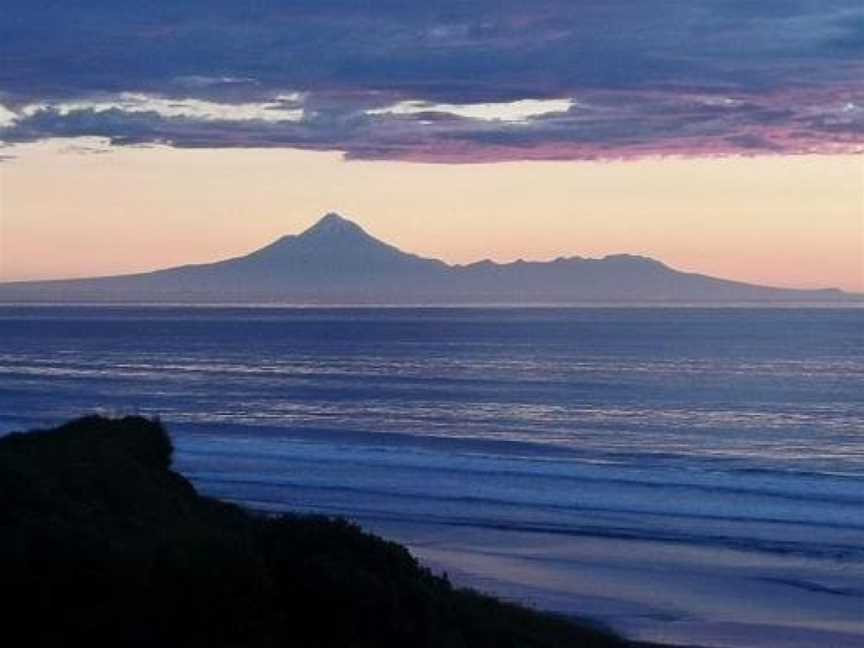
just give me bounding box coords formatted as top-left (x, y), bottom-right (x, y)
top-left (1, 1), bottom-right (862, 161)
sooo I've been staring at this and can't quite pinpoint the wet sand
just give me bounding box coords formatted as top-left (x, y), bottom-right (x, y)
top-left (367, 521), bottom-right (864, 648)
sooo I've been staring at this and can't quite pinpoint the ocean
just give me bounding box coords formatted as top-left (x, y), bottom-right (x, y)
top-left (1, 306), bottom-right (862, 647)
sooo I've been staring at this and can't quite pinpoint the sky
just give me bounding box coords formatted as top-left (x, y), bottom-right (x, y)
top-left (0, 1), bottom-right (862, 290)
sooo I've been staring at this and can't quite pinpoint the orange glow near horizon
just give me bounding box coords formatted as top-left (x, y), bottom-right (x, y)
top-left (1, 140), bottom-right (862, 292)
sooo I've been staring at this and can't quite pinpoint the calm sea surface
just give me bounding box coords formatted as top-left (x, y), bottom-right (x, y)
top-left (1, 306), bottom-right (862, 646)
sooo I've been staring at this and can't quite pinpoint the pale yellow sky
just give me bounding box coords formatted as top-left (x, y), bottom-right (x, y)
top-left (1, 139), bottom-right (862, 292)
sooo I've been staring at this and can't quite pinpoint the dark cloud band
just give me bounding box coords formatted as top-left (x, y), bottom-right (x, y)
top-left (1, 1), bottom-right (862, 161)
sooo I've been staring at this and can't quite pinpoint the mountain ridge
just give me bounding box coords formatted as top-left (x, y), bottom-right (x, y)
top-left (0, 213), bottom-right (856, 304)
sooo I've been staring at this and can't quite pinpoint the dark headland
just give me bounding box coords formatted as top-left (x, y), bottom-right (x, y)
top-left (0, 415), bottom-right (682, 648)
top-left (0, 213), bottom-right (857, 304)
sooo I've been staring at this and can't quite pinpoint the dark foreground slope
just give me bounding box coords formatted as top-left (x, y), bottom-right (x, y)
top-left (0, 416), bottom-right (634, 648)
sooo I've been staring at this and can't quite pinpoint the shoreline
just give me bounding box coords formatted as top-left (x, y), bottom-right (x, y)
top-left (368, 521), bottom-right (864, 648)
top-left (221, 498), bottom-right (864, 648)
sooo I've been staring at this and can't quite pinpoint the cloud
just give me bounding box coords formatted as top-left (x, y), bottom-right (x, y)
top-left (0, 1), bottom-right (862, 161)
top-left (0, 105), bottom-right (18, 128)
top-left (366, 99), bottom-right (576, 122)
top-left (19, 93), bottom-right (304, 124)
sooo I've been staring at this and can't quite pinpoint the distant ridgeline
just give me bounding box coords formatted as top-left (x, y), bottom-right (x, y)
top-left (0, 415), bottom-right (644, 647)
top-left (0, 213), bottom-right (856, 304)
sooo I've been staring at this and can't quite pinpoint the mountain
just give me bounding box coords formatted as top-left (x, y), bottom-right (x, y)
top-left (0, 212), bottom-right (856, 304)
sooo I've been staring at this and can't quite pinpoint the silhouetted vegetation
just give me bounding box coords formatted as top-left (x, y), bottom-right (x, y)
top-left (1, 415), bottom-right (637, 647)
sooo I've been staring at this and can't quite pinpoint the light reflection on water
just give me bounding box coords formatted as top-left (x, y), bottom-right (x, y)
top-left (1, 307), bottom-right (862, 473)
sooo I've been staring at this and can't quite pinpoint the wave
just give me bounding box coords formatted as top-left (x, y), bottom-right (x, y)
top-left (756, 577), bottom-right (864, 598)
top-left (175, 439), bottom-right (864, 507)
top-left (188, 472), bottom-right (864, 532)
top-left (170, 421), bottom-right (864, 478)
top-left (212, 492), bottom-right (864, 564)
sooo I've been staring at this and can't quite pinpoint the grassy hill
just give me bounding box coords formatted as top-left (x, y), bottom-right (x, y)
top-left (0, 415), bottom-right (638, 647)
